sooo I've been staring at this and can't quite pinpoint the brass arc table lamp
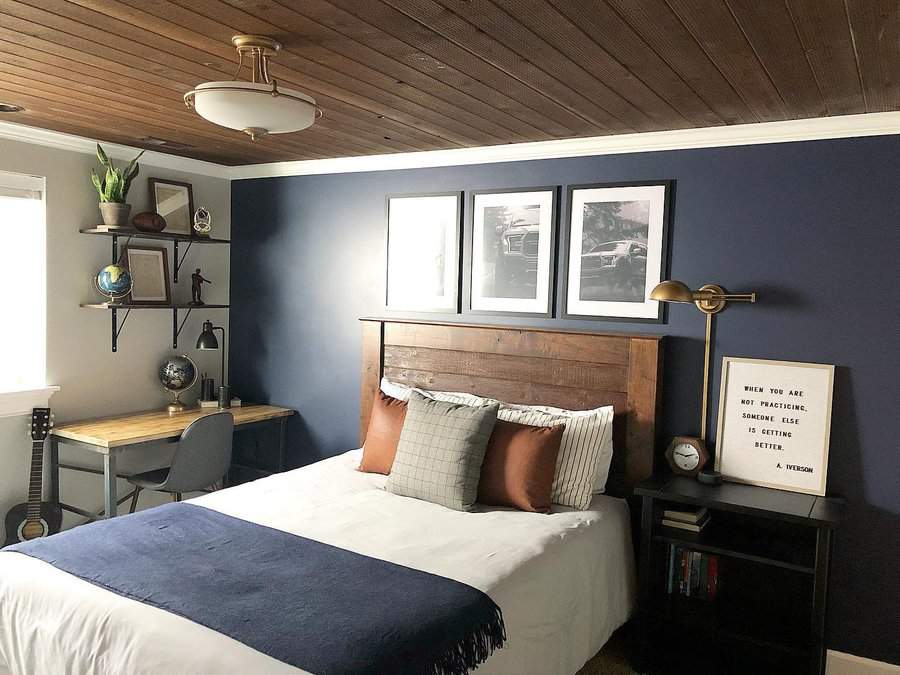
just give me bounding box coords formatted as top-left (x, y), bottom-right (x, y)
top-left (650, 280), bottom-right (757, 444)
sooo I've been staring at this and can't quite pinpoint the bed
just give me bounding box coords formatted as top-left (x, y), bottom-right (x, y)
top-left (0, 320), bottom-right (663, 675)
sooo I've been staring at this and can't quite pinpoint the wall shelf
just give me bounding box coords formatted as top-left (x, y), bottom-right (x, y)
top-left (80, 303), bottom-right (229, 353)
top-left (79, 227), bottom-right (230, 244)
top-left (81, 226), bottom-right (230, 353)
top-left (80, 227), bottom-right (229, 283)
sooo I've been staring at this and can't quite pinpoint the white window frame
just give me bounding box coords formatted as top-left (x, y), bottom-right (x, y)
top-left (0, 170), bottom-right (58, 417)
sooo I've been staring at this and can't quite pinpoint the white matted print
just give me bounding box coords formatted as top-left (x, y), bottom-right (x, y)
top-left (124, 246), bottom-right (170, 304)
top-left (470, 189), bottom-right (556, 315)
top-left (565, 182), bottom-right (670, 320)
top-left (715, 357), bottom-right (834, 496)
top-left (386, 193), bottom-right (461, 312)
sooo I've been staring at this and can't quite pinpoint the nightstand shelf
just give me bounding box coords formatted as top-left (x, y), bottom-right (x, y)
top-left (635, 476), bottom-right (844, 675)
top-left (653, 518), bottom-right (816, 573)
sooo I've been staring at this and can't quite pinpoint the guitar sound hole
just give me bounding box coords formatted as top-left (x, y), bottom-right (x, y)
top-left (18, 519), bottom-right (48, 541)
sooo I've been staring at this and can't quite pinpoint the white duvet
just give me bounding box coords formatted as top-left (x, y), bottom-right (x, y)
top-left (0, 449), bottom-right (635, 675)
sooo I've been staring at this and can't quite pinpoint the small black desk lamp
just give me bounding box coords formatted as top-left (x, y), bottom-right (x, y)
top-left (196, 320), bottom-right (230, 408)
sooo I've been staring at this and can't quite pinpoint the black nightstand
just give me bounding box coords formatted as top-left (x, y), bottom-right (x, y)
top-left (634, 476), bottom-right (844, 675)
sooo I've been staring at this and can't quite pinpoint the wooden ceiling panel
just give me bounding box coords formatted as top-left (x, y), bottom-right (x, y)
top-left (845, 0), bottom-right (900, 112)
top-left (787, 0), bottom-right (866, 115)
top-left (725, 0), bottom-right (827, 119)
top-left (0, 0), bottom-right (893, 164)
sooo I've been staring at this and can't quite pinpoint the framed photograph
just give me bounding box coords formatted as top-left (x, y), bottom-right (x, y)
top-left (562, 181), bottom-right (671, 321)
top-left (124, 245), bottom-right (171, 305)
top-left (386, 192), bottom-right (462, 313)
top-left (149, 178), bottom-right (194, 236)
top-left (715, 356), bottom-right (835, 496)
top-left (465, 187), bottom-right (558, 317)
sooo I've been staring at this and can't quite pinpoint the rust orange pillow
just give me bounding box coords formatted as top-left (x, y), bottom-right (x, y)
top-left (478, 419), bottom-right (564, 513)
top-left (359, 391), bottom-right (407, 475)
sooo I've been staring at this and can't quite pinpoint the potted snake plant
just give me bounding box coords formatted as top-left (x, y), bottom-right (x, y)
top-left (91, 144), bottom-right (144, 228)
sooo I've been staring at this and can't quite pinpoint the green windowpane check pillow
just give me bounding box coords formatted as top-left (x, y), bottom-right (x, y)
top-left (385, 391), bottom-right (499, 512)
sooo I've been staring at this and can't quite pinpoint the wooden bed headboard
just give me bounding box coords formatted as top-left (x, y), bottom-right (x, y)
top-left (360, 318), bottom-right (663, 497)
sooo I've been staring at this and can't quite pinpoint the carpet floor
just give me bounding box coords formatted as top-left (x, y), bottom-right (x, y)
top-left (575, 627), bottom-right (638, 675)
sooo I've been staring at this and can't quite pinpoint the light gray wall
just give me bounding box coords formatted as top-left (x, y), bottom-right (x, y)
top-left (0, 137), bottom-right (230, 526)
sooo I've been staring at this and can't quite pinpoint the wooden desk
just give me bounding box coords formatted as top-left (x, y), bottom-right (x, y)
top-left (50, 405), bottom-right (294, 520)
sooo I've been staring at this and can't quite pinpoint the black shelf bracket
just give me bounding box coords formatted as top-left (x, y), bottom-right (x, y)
top-left (110, 233), bottom-right (132, 264)
top-left (111, 307), bottom-right (131, 353)
top-left (173, 240), bottom-right (194, 283)
top-left (172, 307), bottom-right (193, 349)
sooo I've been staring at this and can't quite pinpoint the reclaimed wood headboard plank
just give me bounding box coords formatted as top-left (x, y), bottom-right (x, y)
top-left (360, 318), bottom-right (663, 497)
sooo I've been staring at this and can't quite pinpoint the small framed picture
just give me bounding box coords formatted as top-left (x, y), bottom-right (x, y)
top-left (562, 181), bottom-right (671, 321)
top-left (149, 178), bottom-right (194, 236)
top-left (385, 192), bottom-right (462, 313)
top-left (715, 356), bottom-right (835, 496)
top-left (465, 187), bottom-right (558, 317)
top-left (124, 245), bottom-right (171, 305)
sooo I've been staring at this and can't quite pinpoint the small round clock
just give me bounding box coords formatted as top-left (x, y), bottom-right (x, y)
top-left (665, 436), bottom-right (709, 477)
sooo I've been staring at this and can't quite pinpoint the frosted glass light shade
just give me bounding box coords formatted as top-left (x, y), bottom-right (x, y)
top-left (189, 81), bottom-right (317, 135)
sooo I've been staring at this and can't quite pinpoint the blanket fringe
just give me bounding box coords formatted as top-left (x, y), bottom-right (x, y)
top-left (425, 605), bottom-right (507, 675)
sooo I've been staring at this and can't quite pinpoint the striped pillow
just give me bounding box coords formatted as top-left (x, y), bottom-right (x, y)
top-left (380, 377), bottom-right (493, 408)
top-left (498, 404), bottom-right (614, 510)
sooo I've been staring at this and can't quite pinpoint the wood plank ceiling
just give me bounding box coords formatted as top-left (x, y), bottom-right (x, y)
top-left (0, 0), bottom-right (896, 165)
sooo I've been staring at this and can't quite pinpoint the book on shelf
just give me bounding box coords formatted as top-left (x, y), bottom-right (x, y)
top-left (662, 506), bottom-right (708, 523)
top-left (661, 512), bottom-right (710, 532)
top-left (666, 545), bottom-right (720, 600)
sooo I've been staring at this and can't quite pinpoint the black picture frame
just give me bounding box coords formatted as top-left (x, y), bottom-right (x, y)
top-left (384, 191), bottom-right (464, 314)
top-left (462, 185), bottom-right (559, 319)
top-left (149, 178), bottom-right (195, 237)
top-left (560, 180), bottom-right (673, 323)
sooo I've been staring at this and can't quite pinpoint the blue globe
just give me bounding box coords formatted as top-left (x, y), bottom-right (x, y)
top-left (159, 355), bottom-right (197, 394)
top-left (96, 264), bottom-right (132, 299)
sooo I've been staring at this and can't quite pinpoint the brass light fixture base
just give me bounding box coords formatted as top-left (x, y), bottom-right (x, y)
top-left (242, 127), bottom-right (269, 141)
top-left (231, 35), bottom-right (282, 56)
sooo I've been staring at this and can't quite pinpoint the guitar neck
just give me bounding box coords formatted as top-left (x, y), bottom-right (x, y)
top-left (26, 439), bottom-right (45, 520)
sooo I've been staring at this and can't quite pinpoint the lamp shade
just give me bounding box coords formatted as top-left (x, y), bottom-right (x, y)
top-left (650, 280), bottom-right (695, 303)
top-left (189, 81), bottom-right (317, 136)
top-left (196, 321), bottom-right (219, 350)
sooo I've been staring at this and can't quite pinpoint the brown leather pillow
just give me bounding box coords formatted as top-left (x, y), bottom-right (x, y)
top-left (478, 419), bottom-right (564, 513)
top-left (359, 392), bottom-right (407, 475)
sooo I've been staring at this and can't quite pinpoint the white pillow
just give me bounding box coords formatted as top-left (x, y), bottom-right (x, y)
top-left (380, 377), bottom-right (492, 407)
top-left (498, 403), bottom-right (614, 510)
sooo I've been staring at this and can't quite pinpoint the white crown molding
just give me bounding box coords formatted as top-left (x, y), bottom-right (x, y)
top-left (229, 111), bottom-right (900, 180)
top-left (0, 121), bottom-right (231, 179)
top-left (4, 112), bottom-right (900, 182)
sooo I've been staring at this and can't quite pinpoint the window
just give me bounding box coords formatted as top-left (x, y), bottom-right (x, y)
top-left (0, 170), bottom-right (46, 393)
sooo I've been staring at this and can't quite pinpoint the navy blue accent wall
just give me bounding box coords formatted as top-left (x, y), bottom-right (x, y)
top-left (231, 136), bottom-right (899, 664)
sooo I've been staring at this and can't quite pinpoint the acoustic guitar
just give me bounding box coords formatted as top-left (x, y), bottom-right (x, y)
top-left (4, 408), bottom-right (62, 545)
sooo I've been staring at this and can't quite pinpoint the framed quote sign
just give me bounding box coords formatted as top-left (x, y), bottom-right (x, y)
top-left (715, 357), bottom-right (834, 496)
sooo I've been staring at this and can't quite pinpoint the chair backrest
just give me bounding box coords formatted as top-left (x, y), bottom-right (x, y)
top-left (164, 411), bottom-right (234, 493)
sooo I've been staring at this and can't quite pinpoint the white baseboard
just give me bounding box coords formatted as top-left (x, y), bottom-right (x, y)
top-left (828, 651), bottom-right (900, 675)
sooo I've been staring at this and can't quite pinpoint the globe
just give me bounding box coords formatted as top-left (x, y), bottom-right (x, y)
top-left (159, 355), bottom-right (198, 393)
top-left (159, 355), bottom-right (198, 414)
top-left (96, 264), bottom-right (132, 300)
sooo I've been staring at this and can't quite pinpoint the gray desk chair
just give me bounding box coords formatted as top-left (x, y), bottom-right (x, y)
top-left (127, 411), bottom-right (234, 513)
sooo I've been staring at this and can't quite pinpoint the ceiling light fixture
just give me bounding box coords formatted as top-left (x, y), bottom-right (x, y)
top-left (184, 35), bottom-right (321, 142)
top-left (0, 103), bottom-right (24, 113)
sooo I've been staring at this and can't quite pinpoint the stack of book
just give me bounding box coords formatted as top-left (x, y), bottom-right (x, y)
top-left (661, 506), bottom-right (710, 532)
top-left (666, 546), bottom-right (720, 600)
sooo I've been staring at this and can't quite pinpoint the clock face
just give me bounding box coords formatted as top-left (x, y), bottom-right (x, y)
top-left (672, 443), bottom-right (700, 471)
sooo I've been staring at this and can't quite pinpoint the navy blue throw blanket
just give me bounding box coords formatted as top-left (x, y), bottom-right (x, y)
top-left (4, 502), bottom-right (505, 675)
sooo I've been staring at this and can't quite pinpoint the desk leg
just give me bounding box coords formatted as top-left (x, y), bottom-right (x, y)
top-left (103, 454), bottom-right (118, 519)
top-left (49, 438), bottom-right (60, 505)
top-left (277, 417), bottom-right (288, 472)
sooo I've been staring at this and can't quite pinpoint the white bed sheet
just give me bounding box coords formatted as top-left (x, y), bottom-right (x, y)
top-left (0, 449), bottom-right (635, 675)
